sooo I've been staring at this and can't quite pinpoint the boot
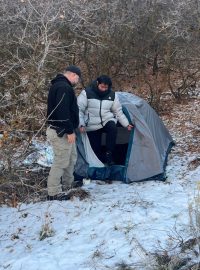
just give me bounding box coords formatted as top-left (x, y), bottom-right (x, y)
top-left (71, 180), bottom-right (83, 188)
top-left (105, 151), bottom-right (114, 166)
top-left (47, 192), bottom-right (70, 201)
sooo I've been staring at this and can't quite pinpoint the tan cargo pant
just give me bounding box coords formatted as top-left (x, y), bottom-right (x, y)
top-left (46, 127), bottom-right (77, 196)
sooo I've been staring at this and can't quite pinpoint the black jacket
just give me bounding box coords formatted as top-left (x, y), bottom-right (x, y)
top-left (47, 74), bottom-right (79, 135)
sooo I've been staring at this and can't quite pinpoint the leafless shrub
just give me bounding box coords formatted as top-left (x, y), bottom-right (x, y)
top-left (1, 0), bottom-right (200, 200)
top-left (188, 158), bottom-right (200, 171)
top-left (153, 253), bottom-right (191, 270)
top-left (39, 212), bottom-right (55, 241)
top-left (115, 261), bottom-right (136, 270)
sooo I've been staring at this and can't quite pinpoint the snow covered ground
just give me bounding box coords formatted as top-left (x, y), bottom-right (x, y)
top-left (0, 98), bottom-right (199, 270)
top-left (0, 151), bottom-right (199, 270)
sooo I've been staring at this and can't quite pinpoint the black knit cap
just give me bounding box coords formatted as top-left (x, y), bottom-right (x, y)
top-left (65, 65), bottom-right (81, 78)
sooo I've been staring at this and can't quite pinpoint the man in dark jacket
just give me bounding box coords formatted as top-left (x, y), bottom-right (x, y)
top-left (46, 65), bottom-right (81, 201)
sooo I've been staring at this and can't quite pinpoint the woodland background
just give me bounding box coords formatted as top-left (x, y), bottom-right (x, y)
top-left (0, 0), bottom-right (200, 202)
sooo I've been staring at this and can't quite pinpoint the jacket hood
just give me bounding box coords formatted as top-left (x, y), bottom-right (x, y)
top-left (90, 80), bottom-right (111, 98)
top-left (51, 74), bottom-right (72, 86)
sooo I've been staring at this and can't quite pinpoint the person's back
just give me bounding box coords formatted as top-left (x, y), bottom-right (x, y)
top-left (47, 73), bottom-right (79, 136)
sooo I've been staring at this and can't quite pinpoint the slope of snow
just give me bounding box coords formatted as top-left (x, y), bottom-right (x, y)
top-left (0, 153), bottom-right (199, 270)
top-left (1, 97), bottom-right (200, 270)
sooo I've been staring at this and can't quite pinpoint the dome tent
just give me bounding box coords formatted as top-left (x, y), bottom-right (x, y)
top-left (74, 92), bottom-right (174, 183)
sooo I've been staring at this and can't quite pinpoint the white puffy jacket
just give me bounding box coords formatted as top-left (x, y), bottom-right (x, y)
top-left (77, 87), bottom-right (129, 131)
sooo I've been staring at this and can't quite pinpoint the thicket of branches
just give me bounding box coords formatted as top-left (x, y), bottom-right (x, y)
top-left (0, 0), bottom-right (200, 195)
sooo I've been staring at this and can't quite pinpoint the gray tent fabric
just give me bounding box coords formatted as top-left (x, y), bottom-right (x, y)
top-left (118, 93), bottom-right (173, 182)
top-left (81, 133), bottom-right (104, 168)
top-left (74, 132), bottom-right (89, 178)
top-left (74, 92), bottom-right (174, 182)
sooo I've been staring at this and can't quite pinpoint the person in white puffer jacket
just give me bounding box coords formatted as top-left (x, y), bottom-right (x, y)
top-left (77, 75), bottom-right (133, 165)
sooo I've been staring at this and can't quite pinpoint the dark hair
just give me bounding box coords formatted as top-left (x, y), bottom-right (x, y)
top-left (97, 75), bottom-right (112, 87)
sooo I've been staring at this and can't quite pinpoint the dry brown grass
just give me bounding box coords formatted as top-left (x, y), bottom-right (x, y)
top-left (0, 167), bottom-right (49, 206)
